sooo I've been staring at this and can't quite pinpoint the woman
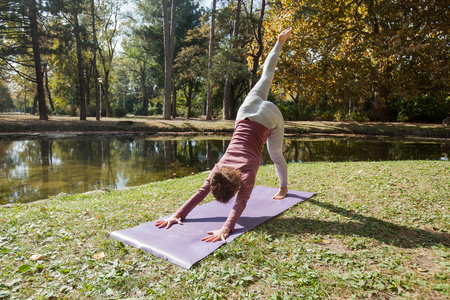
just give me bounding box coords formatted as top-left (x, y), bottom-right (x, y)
top-left (155, 28), bottom-right (293, 243)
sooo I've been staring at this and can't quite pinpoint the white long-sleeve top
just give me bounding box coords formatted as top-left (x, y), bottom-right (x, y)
top-left (236, 42), bottom-right (288, 187)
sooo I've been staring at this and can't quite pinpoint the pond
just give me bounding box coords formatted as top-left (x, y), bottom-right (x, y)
top-left (1, 134), bottom-right (448, 205)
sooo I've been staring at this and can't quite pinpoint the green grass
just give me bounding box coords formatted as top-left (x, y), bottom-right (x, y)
top-left (0, 161), bottom-right (449, 299)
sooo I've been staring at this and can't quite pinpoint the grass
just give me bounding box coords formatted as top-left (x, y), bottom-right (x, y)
top-left (1, 114), bottom-right (449, 139)
top-left (0, 160), bottom-right (449, 299)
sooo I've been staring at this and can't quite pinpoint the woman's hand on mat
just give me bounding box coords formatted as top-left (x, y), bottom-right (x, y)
top-left (201, 226), bottom-right (231, 243)
top-left (155, 214), bottom-right (183, 229)
top-left (273, 186), bottom-right (288, 199)
top-left (278, 28), bottom-right (293, 44)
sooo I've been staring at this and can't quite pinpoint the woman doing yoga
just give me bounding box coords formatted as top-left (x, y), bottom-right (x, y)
top-left (155, 28), bottom-right (293, 243)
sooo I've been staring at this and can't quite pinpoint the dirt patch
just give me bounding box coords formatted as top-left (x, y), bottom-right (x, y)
top-left (318, 238), bottom-right (350, 254)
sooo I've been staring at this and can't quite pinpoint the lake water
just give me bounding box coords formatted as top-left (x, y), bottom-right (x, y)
top-left (1, 135), bottom-right (448, 204)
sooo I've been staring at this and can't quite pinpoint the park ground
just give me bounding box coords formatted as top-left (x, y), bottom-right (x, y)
top-left (0, 114), bottom-right (449, 299)
top-left (0, 114), bottom-right (449, 139)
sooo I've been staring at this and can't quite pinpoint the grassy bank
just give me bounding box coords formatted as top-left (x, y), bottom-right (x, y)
top-left (0, 161), bottom-right (449, 299)
top-left (1, 114), bottom-right (449, 139)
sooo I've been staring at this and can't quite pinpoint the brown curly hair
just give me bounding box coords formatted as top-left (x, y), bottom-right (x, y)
top-left (210, 167), bottom-right (242, 203)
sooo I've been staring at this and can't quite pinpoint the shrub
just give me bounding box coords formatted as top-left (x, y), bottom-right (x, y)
top-left (318, 111), bottom-right (334, 121)
top-left (349, 112), bottom-right (370, 122)
top-left (133, 103), bottom-right (143, 116)
top-left (65, 105), bottom-right (77, 116)
top-left (334, 110), bottom-right (346, 121)
top-left (87, 103), bottom-right (97, 117)
top-left (112, 106), bottom-right (127, 118)
top-left (396, 96), bottom-right (450, 123)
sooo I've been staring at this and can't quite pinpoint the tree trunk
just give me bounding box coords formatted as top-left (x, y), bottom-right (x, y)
top-left (91, 0), bottom-right (100, 121)
top-left (185, 82), bottom-right (193, 119)
top-left (104, 70), bottom-right (111, 117)
top-left (223, 0), bottom-right (241, 120)
top-left (31, 94), bottom-right (37, 115)
top-left (141, 64), bottom-right (149, 116)
top-left (43, 63), bottom-right (55, 113)
top-left (29, 0), bottom-right (48, 120)
top-left (250, 0), bottom-right (265, 88)
top-left (206, 0), bottom-right (216, 120)
top-left (162, 0), bottom-right (177, 120)
top-left (172, 87), bottom-right (177, 118)
top-left (85, 64), bottom-right (91, 106)
top-left (74, 11), bottom-right (87, 120)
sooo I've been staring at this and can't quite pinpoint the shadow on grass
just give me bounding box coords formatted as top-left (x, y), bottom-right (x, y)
top-left (263, 198), bottom-right (450, 249)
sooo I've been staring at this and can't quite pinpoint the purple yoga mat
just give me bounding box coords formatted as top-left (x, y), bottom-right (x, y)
top-left (110, 186), bottom-right (314, 269)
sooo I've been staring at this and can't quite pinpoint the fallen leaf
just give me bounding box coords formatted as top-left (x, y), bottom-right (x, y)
top-left (17, 264), bottom-right (31, 273)
top-left (30, 254), bottom-right (46, 261)
top-left (93, 252), bottom-right (106, 260)
top-left (322, 239), bottom-right (332, 244)
top-left (417, 267), bottom-right (428, 272)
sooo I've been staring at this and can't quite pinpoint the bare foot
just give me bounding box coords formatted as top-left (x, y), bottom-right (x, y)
top-left (273, 187), bottom-right (288, 199)
top-left (278, 28), bottom-right (293, 44)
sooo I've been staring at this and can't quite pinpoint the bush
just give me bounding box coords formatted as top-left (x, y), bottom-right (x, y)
top-left (112, 106), bottom-right (127, 118)
top-left (87, 103), bottom-right (97, 117)
top-left (133, 103), bottom-right (143, 116)
top-left (396, 96), bottom-right (450, 123)
top-left (65, 105), bottom-right (77, 116)
top-left (55, 107), bottom-right (67, 115)
top-left (317, 111), bottom-right (334, 121)
top-left (349, 112), bottom-right (370, 122)
top-left (333, 110), bottom-right (346, 121)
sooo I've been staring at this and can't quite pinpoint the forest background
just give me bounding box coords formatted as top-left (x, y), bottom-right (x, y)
top-left (0, 0), bottom-right (449, 124)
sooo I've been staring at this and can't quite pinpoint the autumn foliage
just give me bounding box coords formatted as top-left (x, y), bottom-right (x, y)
top-left (262, 0), bottom-right (449, 122)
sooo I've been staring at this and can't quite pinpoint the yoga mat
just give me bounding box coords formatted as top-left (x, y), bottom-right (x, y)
top-left (110, 186), bottom-right (314, 269)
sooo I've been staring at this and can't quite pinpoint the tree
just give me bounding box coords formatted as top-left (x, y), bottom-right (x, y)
top-left (222, 0), bottom-right (242, 120)
top-left (120, 0), bottom-right (202, 118)
top-left (205, 0), bottom-right (216, 120)
top-left (248, 0), bottom-right (266, 88)
top-left (264, 0), bottom-right (449, 122)
top-left (72, 2), bottom-right (87, 120)
top-left (120, 15), bottom-right (159, 116)
top-left (1, 0), bottom-right (48, 119)
top-left (161, 0), bottom-right (177, 120)
top-left (90, 0), bottom-right (100, 120)
top-left (174, 26), bottom-right (209, 118)
top-left (0, 81), bottom-right (14, 112)
top-left (97, 0), bottom-right (123, 117)
top-left (28, 0), bottom-right (48, 120)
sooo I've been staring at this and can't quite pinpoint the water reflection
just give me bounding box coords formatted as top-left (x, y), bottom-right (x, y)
top-left (0, 136), bottom-right (448, 204)
top-left (283, 139), bottom-right (449, 162)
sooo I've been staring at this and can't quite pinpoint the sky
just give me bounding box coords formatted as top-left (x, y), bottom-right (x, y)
top-left (200, 0), bottom-right (213, 8)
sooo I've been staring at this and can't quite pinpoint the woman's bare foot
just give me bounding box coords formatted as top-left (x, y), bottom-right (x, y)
top-left (278, 28), bottom-right (293, 44)
top-left (273, 187), bottom-right (288, 199)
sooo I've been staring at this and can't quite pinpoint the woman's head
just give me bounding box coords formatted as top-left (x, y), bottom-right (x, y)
top-left (210, 167), bottom-right (242, 203)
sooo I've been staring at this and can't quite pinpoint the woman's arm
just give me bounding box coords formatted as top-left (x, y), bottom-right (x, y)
top-left (155, 174), bottom-right (213, 229)
top-left (201, 183), bottom-right (252, 242)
